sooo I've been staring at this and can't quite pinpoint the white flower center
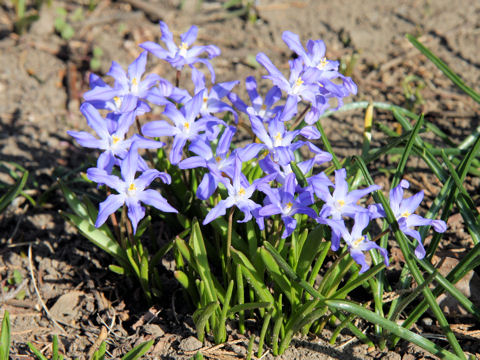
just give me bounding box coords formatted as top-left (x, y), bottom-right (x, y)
top-left (283, 202), bottom-right (293, 215)
top-left (291, 77), bottom-right (304, 94)
top-left (352, 236), bottom-right (364, 248)
top-left (127, 183), bottom-right (137, 197)
top-left (335, 199), bottom-right (345, 211)
top-left (130, 78), bottom-right (139, 95)
top-left (113, 96), bottom-right (122, 110)
top-left (273, 132), bottom-right (283, 147)
top-left (179, 42), bottom-right (189, 57)
top-left (234, 187), bottom-right (246, 202)
top-left (109, 135), bottom-right (123, 151)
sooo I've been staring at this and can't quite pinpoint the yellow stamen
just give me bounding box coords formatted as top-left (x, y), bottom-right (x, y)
top-left (180, 42), bottom-right (189, 51)
top-left (112, 135), bottom-right (121, 144)
top-left (203, 96), bottom-right (208, 103)
top-left (294, 78), bottom-right (304, 87)
top-left (401, 211), bottom-right (410, 218)
top-left (215, 156), bottom-right (221, 163)
top-left (128, 183), bottom-right (136, 192)
top-left (353, 237), bottom-right (364, 247)
top-left (261, 104), bottom-right (267, 111)
top-left (131, 78), bottom-right (138, 86)
top-left (337, 199), bottom-right (345, 207)
top-left (113, 96), bottom-right (122, 107)
top-left (238, 188), bottom-right (246, 196)
top-left (184, 122), bottom-right (190, 130)
top-left (274, 132), bottom-right (282, 146)
top-left (317, 57), bottom-right (328, 69)
top-left (285, 202), bottom-right (293, 212)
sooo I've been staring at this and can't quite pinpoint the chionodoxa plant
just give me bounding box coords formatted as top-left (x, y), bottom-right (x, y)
top-left (63, 21), bottom-right (480, 359)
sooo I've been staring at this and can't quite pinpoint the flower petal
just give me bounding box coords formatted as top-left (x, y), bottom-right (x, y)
top-left (95, 194), bottom-right (125, 228)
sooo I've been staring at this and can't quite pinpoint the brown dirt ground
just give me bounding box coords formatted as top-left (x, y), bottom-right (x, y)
top-left (1, 0), bottom-right (480, 359)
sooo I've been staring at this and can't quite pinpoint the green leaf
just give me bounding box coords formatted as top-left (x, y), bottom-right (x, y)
top-left (259, 247), bottom-right (297, 305)
top-left (108, 264), bottom-right (126, 275)
top-left (192, 302), bottom-right (218, 342)
top-left (391, 114), bottom-right (424, 188)
top-left (90, 341), bottom-right (106, 360)
top-left (0, 311), bottom-right (10, 360)
top-left (227, 302), bottom-right (272, 316)
top-left (296, 225), bottom-right (326, 280)
top-left (121, 339), bottom-right (154, 360)
top-left (326, 300), bottom-right (462, 360)
top-left (0, 170), bottom-right (28, 213)
top-left (230, 248), bottom-right (274, 304)
top-left (189, 221), bottom-right (219, 304)
top-left (59, 180), bottom-right (89, 218)
top-left (406, 34), bottom-right (480, 104)
top-left (61, 211), bottom-right (129, 269)
top-left (61, 24), bottom-right (75, 40)
top-left (27, 342), bottom-right (48, 360)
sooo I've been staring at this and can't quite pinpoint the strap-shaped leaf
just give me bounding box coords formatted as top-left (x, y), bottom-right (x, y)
top-left (406, 34), bottom-right (480, 104)
top-left (121, 339), bottom-right (154, 360)
top-left (327, 300), bottom-right (462, 360)
top-left (0, 170), bottom-right (28, 213)
top-left (0, 311), bottom-right (10, 360)
top-left (192, 302), bottom-right (218, 342)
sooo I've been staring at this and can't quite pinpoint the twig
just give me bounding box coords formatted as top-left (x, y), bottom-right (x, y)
top-left (28, 245), bottom-right (66, 334)
top-left (87, 326), bottom-right (108, 359)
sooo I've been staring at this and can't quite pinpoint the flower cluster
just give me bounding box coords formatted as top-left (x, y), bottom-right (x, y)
top-left (69, 23), bottom-right (446, 273)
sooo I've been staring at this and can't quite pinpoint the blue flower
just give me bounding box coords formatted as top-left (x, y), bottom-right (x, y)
top-left (87, 146), bottom-right (177, 234)
top-left (203, 154), bottom-right (274, 225)
top-left (256, 53), bottom-right (321, 104)
top-left (84, 52), bottom-right (161, 113)
top-left (140, 22), bottom-right (221, 81)
top-left (141, 90), bottom-right (224, 164)
top-left (258, 173), bottom-right (316, 238)
top-left (369, 180), bottom-right (446, 259)
top-left (228, 76), bottom-right (283, 122)
top-left (248, 97), bottom-right (321, 166)
top-left (315, 168), bottom-right (379, 251)
top-left (325, 213), bottom-right (389, 273)
top-left (179, 126), bottom-right (237, 200)
top-left (67, 103), bottom-right (163, 173)
top-left (191, 68), bottom-right (239, 122)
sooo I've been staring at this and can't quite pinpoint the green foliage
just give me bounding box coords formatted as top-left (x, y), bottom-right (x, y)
top-left (0, 168), bottom-right (28, 213)
top-left (65, 33), bottom-right (480, 360)
top-left (10, 0), bottom-right (43, 34)
top-left (0, 312), bottom-right (10, 360)
top-left (27, 334), bottom-right (153, 360)
top-left (59, 179), bottom-right (167, 302)
top-left (90, 46), bottom-right (104, 71)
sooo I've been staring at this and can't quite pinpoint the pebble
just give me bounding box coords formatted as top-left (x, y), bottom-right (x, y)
top-left (179, 336), bottom-right (203, 352)
top-left (143, 324), bottom-right (165, 338)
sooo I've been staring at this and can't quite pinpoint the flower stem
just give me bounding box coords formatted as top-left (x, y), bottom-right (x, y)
top-left (175, 70), bottom-right (181, 87)
top-left (290, 103), bottom-right (311, 131)
top-left (227, 207), bottom-right (235, 259)
top-left (226, 207), bottom-right (235, 278)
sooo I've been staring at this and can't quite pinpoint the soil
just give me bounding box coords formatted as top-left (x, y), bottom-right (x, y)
top-left (1, 0), bottom-right (480, 359)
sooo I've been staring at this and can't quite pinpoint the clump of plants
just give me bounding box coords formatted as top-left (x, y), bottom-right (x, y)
top-left (63, 21), bottom-right (480, 359)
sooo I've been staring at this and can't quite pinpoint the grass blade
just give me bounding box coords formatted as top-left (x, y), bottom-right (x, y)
top-left (326, 300), bottom-right (462, 360)
top-left (406, 34), bottom-right (480, 104)
top-left (121, 339), bottom-right (154, 360)
top-left (0, 170), bottom-right (28, 213)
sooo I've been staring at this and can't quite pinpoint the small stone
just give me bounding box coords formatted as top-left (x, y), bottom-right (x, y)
top-left (143, 324), bottom-right (165, 338)
top-left (421, 317), bottom-right (433, 326)
top-left (231, 344), bottom-right (246, 357)
top-left (179, 336), bottom-right (202, 352)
